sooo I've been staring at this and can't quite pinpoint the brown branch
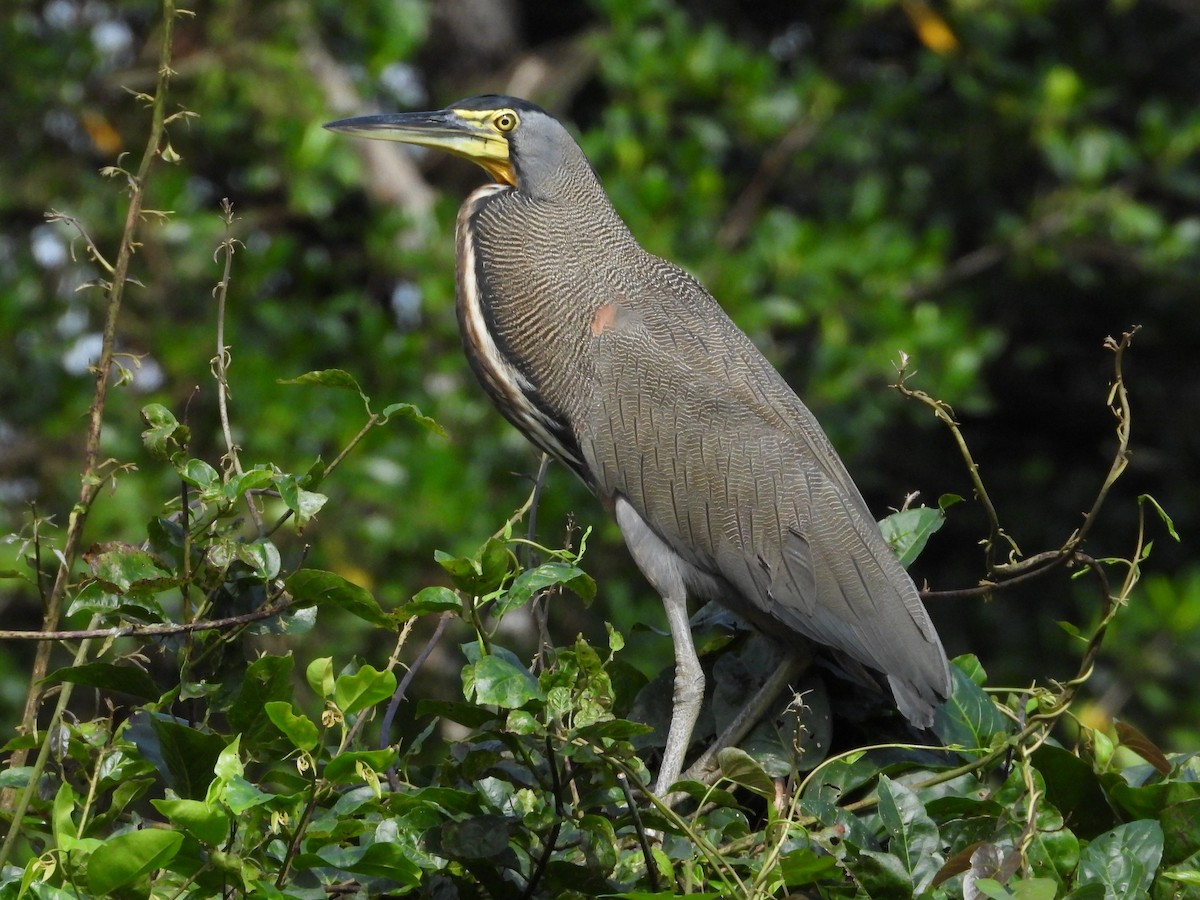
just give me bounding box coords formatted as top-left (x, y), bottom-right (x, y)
top-left (0, 596), bottom-right (295, 642)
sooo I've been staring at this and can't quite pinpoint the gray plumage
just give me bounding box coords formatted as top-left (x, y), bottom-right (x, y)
top-left (326, 96), bottom-right (951, 791)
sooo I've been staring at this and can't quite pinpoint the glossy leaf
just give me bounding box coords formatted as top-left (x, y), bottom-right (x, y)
top-left (125, 712), bottom-right (226, 800)
top-left (879, 505), bottom-right (947, 567)
top-left (379, 401), bottom-right (447, 437)
top-left (286, 568), bottom-right (391, 627)
top-left (934, 662), bottom-right (1011, 753)
top-left (151, 798), bottom-right (230, 846)
top-left (86, 828), bottom-right (184, 895)
top-left (333, 664), bottom-right (397, 715)
top-left (877, 775), bottom-right (943, 892)
top-left (462, 644), bottom-right (545, 708)
top-left (264, 701), bottom-right (319, 751)
top-left (1076, 820), bottom-right (1163, 898)
top-left (323, 748), bottom-right (398, 783)
top-left (307, 656), bottom-right (335, 698)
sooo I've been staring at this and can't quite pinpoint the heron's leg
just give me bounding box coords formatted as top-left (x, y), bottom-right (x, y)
top-left (613, 497), bottom-right (703, 796)
top-left (656, 589), bottom-right (704, 795)
top-left (682, 648), bottom-right (809, 785)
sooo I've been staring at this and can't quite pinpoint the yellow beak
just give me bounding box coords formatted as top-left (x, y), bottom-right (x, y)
top-left (324, 110), bottom-right (515, 186)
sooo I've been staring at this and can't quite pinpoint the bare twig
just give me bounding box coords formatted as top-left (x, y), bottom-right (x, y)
top-left (211, 197), bottom-right (263, 532)
top-left (894, 355), bottom-right (1020, 576)
top-left (1066, 328), bottom-right (1138, 548)
top-left (380, 611), bottom-right (453, 755)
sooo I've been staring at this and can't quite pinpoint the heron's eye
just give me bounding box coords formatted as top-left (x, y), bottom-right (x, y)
top-left (493, 112), bottom-right (518, 133)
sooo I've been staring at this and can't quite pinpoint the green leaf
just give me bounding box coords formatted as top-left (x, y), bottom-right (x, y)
top-left (778, 847), bottom-right (840, 887)
top-left (323, 748), bottom-right (398, 783)
top-left (125, 712), bottom-right (226, 800)
top-left (379, 401), bottom-right (447, 437)
top-left (227, 653), bottom-right (295, 750)
top-left (86, 828), bottom-right (184, 895)
top-left (1032, 744), bottom-right (1114, 839)
top-left (934, 662), bottom-right (1011, 753)
top-left (575, 718), bottom-right (654, 741)
top-left (879, 506), bottom-right (948, 566)
top-left (179, 458), bottom-right (220, 491)
top-left (1076, 820), bottom-right (1163, 899)
top-left (151, 798), bottom-right (230, 846)
top-left (220, 776), bottom-right (273, 814)
top-left (225, 465), bottom-right (276, 500)
top-left (0, 767), bottom-right (32, 789)
top-left (42, 662), bottom-right (159, 701)
top-left (850, 848), bottom-right (915, 894)
top-left (397, 585), bottom-right (461, 618)
top-left (1103, 773), bottom-right (1200, 824)
top-left (415, 699), bottom-right (502, 729)
top-left (426, 814), bottom-right (511, 861)
top-left (316, 841), bottom-right (422, 884)
top-left (1139, 494), bottom-right (1179, 541)
top-left (715, 746), bottom-right (775, 798)
top-left (265, 701), bottom-right (319, 752)
top-left (334, 664), bottom-right (397, 715)
top-left (479, 538), bottom-right (518, 588)
top-left (1160, 798), bottom-right (1200, 867)
top-left (462, 645), bottom-right (544, 708)
top-left (435, 539), bottom-right (518, 596)
top-left (275, 475), bottom-right (328, 527)
top-left (1160, 854), bottom-right (1200, 887)
top-left (307, 657), bottom-right (335, 698)
top-left (434, 549), bottom-right (481, 587)
top-left (877, 775), bottom-right (942, 892)
top-left (1023, 797), bottom-right (1081, 887)
top-left (52, 781), bottom-right (78, 845)
top-left (235, 538), bottom-right (281, 580)
top-left (494, 562), bottom-right (597, 615)
top-left (286, 568), bottom-right (391, 627)
top-left (279, 367), bottom-right (366, 398)
top-left (140, 403), bottom-right (188, 459)
top-left (1009, 878), bottom-right (1060, 900)
top-left (214, 735), bottom-right (244, 782)
top-left (85, 543), bottom-right (173, 592)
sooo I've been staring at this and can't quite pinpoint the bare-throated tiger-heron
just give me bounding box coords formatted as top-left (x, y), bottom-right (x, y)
top-left (325, 96), bottom-right (951, 794)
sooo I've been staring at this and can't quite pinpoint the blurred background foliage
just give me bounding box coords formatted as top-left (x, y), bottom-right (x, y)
top-left (1, 0), bottom-right (1197, 745)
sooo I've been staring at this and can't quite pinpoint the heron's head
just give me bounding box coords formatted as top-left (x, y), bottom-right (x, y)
top-left (325, 95), bottom-right (590, 199)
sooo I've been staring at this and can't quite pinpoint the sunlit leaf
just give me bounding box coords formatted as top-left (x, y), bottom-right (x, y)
top-left (151, 798), bottom-right (230, 846)
top-left (333, 664), bottom-right (397, 715)
top-left (461, 644), bottom-right (544, 708)
top-left (379, 401), bottom-right (447, 437)
top-left (86, 828), bottom-right (184, 895)
top-left (879, 505), bottom-right (947, 567)
top-left (494, 562), bottom-right (596, 615)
